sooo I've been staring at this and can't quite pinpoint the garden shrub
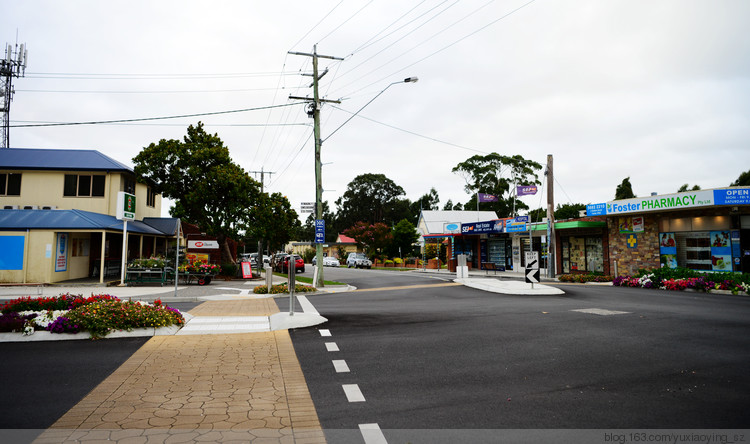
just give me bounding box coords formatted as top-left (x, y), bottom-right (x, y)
top-left (253, 283), bottom-right (317, 294)
top-left (65, 299), bottom-right (184, 339)
top-left (558, 274), bottom-right (614, 283)
top-left (220, 262), bottom-right (238, 277)
top-left (1, 294), bottom-right (119, 314)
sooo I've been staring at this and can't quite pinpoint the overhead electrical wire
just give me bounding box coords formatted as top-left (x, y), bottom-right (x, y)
top-left (287, 0), bottom-right (345, 51)
top-left (316, 0), bottom-right (375, 45)
top-left (9, 103), bottom-right (302, 128)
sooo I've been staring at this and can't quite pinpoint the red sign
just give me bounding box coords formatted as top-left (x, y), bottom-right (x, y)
top-left (195, 241), bottom-right (204, 248)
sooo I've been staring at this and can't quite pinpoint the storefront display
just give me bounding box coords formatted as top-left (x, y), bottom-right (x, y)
top-left (561, 236), bottom-right (603, 273)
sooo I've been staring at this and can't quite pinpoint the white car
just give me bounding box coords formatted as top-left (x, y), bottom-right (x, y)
top-left (346, 253), bottom-right (372, 269)
top-left (323, 256), bottom-right (340, 267)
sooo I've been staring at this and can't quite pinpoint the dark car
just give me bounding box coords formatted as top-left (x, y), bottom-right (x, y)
top-left (281, 254), bottom-right (305, 273)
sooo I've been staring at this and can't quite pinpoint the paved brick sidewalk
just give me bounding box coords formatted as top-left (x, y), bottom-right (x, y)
top-left (35, 299), bottom-right (326, 443)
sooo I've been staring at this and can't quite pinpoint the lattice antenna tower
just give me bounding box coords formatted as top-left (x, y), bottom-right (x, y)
top-left (1, 41), bottom-right (28, 148)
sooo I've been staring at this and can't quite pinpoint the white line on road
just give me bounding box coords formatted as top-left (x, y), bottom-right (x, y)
top-left (332, 359), bottom-right (350, 373)
top-left (297, 295), bottom-right (319, 314)
top-left (359, 423), bottom-right (388, 444)
top-left (319, 329), bottom-right (332, 336)
top-left (343, 384), bottom-right (366, 402)
top-left (572, 308), bottom-right (631, 316)
top-left (325, 342), bottom-right (339, 352)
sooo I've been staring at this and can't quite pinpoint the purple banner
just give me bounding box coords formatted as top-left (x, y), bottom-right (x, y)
top-left (478, 193), bottom-right (498, 202)
top-left (517, 185), bottom-right (538, 196)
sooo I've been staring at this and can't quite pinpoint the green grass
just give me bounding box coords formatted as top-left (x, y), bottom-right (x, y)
top-left (272, 272), bottom-right (345, 286)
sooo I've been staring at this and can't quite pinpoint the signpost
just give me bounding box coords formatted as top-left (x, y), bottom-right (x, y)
top-left (300, 202), bottom-right (315, 213)
top-left (116, 192), bottom-right (136, 286)
top-left (525, 251), bottom-right (540, 288)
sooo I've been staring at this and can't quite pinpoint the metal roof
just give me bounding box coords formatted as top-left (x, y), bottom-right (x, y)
top-left (417, 210), bottom-right (499, 235)
top-left (0, 148), bottom-right (132, 172)
top-left (0, 209), bottom-right (172, 235)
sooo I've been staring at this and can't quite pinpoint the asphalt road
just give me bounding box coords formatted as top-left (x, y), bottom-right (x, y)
top-left (289, 269), bottom-right (750, 442)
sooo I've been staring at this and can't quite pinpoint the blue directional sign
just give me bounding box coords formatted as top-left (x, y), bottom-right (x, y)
top-left (315, 219), bottom-right (325, 244)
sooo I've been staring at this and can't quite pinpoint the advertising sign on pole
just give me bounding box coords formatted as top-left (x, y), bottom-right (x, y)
top-left (116, 192), bottom-right (136, 221)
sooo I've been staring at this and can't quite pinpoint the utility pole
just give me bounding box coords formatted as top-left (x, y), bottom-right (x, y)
top-left (546, 154), bottom-right (556, 278)
top-left (248, 167), bottom-right (275, 275)
top-left (1, 41), bottom-right (28, 148)
top-left (289, 45), bottom-right (343, 287)
top-left (249, 167), bottom-right (275, 193)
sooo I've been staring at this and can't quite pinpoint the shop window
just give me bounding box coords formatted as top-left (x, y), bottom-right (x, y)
top-left (561, 236), bottom-right (603, 273)
top-left (668, 231), bottom-right (733, 271)
top-left (0, 173), bottom-right (22, 196)
top-left (63, 174), bottom-right (105, 197)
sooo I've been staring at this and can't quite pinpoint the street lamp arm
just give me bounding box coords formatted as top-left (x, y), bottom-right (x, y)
top-left (322, 77), bottom-right (418, 143)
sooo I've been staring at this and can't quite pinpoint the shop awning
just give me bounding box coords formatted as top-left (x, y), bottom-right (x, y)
top-left (0, 209), bottom-right (174, 235)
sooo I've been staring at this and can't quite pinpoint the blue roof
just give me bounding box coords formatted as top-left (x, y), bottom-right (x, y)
top-left (0, 209), bottom-right (175, 235)
top-left (0, 148), bottom-right (132, 172)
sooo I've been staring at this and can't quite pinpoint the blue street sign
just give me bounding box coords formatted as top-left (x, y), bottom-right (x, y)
top-left (315, 219), bottom-right (325, 244)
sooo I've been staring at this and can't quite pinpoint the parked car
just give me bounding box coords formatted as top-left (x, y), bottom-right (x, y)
top-left (313, 256), bottom-right (340, 267)
top-left (280, 254), bottom-right (305, 273)
top-left (346, 252), bottom-right (372, 269)
top-left (271, 253), bottom-right (289, 272)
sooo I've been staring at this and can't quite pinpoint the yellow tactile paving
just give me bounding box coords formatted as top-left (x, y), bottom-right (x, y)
top-left (34, 300), bottom-right (326, 444)
top-left (188, 298), bottom-right (281, 317)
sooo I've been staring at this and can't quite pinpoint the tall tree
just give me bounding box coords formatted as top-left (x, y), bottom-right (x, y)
top-left (133, 122), bottom-right (260, 262)
top-left (389, 218), bottom-right (420, 258)
top-left (343, 221), bottom-right (393, 259)
top-left (678, 184), bottom-right (701, 192)
top-left (244, 192), bottom-right (301, 254)
top-left (615, 177), bottom-right (636, 200)
top-left (335, 173), bottom-right (408, 229)
top-left (452, 153), bottom-right (542, 217)
top-left (410, 188), bottom-right (440, 219)
top-left (555, 203), bottom-right (587, 220)
top-left (731, 169), bottom-right (750, 186)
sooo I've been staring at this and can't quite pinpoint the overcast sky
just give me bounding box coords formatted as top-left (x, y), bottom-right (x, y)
top-left (3, 0), bottom-right (749, 220)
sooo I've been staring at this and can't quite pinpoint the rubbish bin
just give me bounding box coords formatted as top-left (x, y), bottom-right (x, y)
top-left (448, 258), bottom-right (457, 272)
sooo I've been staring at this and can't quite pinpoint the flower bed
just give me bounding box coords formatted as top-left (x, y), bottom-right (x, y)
top-left (557, 273), bottom-right (614, 283)
top-left (253, 283), bottom-right (317, 295)
top-left (0, 294), bottom-right (184, 339)
top-left (612, 267), bottom-right (750, 295)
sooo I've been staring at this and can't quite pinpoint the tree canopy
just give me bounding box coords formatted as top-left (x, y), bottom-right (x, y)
top-left (615, 177), bottom-right (636, 200)
top-left (389, 218), bottom-right (420, 257)
top-left (342, 221), bottom-right (393, 258)
top-left (452, 153), bottom-right (542, 217)
top-left (731, 169), bottom-right (750, 187)
top-left (335, 173), bottom-right (409, 229)
top-left (133, 122), bottom-right (260, 262)
top-left (245, 192), bottom-right (301, 253)
top-left (678, 184), bottom-right (701, 192)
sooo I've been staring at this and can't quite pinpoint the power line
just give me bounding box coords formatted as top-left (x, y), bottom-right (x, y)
top-left (24, 71), bottom-right (297, 80)
top-left (9, 103), bottom-right (301, 128)
top-left (330, 104), bottom-right (490, 154)
top-left (16, 86), bottom-right (289, 94)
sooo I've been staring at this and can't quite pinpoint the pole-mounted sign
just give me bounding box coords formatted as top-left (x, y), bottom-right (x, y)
top-left (525, 251), bottom-right (540, 285)
top-left (116, 192), bottom-right (136, 221)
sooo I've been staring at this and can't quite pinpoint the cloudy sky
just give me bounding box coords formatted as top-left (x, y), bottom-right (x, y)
top-left (3, 0), bottom-right (749, 219)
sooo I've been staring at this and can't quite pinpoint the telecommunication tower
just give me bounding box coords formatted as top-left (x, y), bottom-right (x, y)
top-left (1, 42), bottom-right (28, 148)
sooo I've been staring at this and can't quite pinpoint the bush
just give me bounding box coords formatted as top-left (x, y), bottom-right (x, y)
top-left (558, 274), bottom-right (614, 283)
top-left (393, 257), bottom-right (403, 265)
top-left (253, 283), bottom-right (317, 294)
top-left (220, 262), bottom-right (238, 277)
top-left (0, 312), bottom-right (26, 332)
top-left (46, 316), bottom-right (81, 334)
top-left (65, 299), bottom-right (184, 339)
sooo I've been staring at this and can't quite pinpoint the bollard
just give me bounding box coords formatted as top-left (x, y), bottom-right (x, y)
top-left (265, 266), bottom-right (273, 292)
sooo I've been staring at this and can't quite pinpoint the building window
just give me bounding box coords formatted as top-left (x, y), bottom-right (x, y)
top-left (123, 177), bottom-right (136, 194)
top-left (561, 236), bottom-right (603, 273)
top-left (147, 186), bottom-right (156, 207)
top-left (0, 173), bottom-right (22, 196)
top-left (64, 174), bottom-right (105, 197)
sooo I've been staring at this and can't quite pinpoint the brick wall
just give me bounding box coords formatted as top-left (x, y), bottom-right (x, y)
top-left (607, 214), bottom-right (660, 276)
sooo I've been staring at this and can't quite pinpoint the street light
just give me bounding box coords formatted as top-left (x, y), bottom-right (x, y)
top-left (313, 76), bottom-right (419, 287)
top-left (323, 77), bottom-right (419, 143)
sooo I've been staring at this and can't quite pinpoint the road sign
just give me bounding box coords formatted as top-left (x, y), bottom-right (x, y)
top-left (525, 251), bottom-right (539, 284)
top-left (300, 202), bottom-right (315, 213)
top-left (315, 219), bottom-right (325, 244)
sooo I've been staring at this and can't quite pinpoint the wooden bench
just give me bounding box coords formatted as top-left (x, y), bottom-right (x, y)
top-left (481, 262), bottom-right (506, 275)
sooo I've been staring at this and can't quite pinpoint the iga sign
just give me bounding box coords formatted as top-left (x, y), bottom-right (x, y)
top-left (606, 191), bottom-right (714, 215)
top-left (188, 240), bottom-right (219, 249)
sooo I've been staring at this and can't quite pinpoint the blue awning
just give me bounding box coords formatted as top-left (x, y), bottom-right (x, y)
top-left (0, 209), bottom-right (176, 235)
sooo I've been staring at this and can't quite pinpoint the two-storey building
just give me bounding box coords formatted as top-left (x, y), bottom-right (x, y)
top-left (0, 148), bottom-right (179, 284)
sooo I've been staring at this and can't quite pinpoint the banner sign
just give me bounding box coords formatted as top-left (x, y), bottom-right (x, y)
top-left (586, 203), bottom-right (607, 216)
top-left (461, 220), bottom-right (503, 234)
top-left (55, 233), bottom-right (68, 272)
top-left (505, 217), bottom-right (528, 233)
top-left (606, 190), bottom-right (714, 215)
top-left (713, 188), bottom-right (750, 205)
top-left (517, 185), bottom-right (538, 196)
top-left (478, 193), bottom-right (499, 203)
top-left (315, 219), bottom-right (325, 244)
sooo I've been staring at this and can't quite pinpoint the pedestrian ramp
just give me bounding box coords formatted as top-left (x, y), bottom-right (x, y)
top-left (175, 315), bottom-right (271, 335)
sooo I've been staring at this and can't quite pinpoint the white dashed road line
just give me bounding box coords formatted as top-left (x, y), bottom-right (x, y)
top-left (572, 308), bottom-right (631, 316)
top-left (325, 342), bottom-right (339, 352)
top-left (359, 423), bottom-right (388, 444)
top-left (332, 359), bottom-right (350, 373)
top-left (342, 384), bottom-right (366, 402)
top-left (319, 329), bottom-right (332, 336)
